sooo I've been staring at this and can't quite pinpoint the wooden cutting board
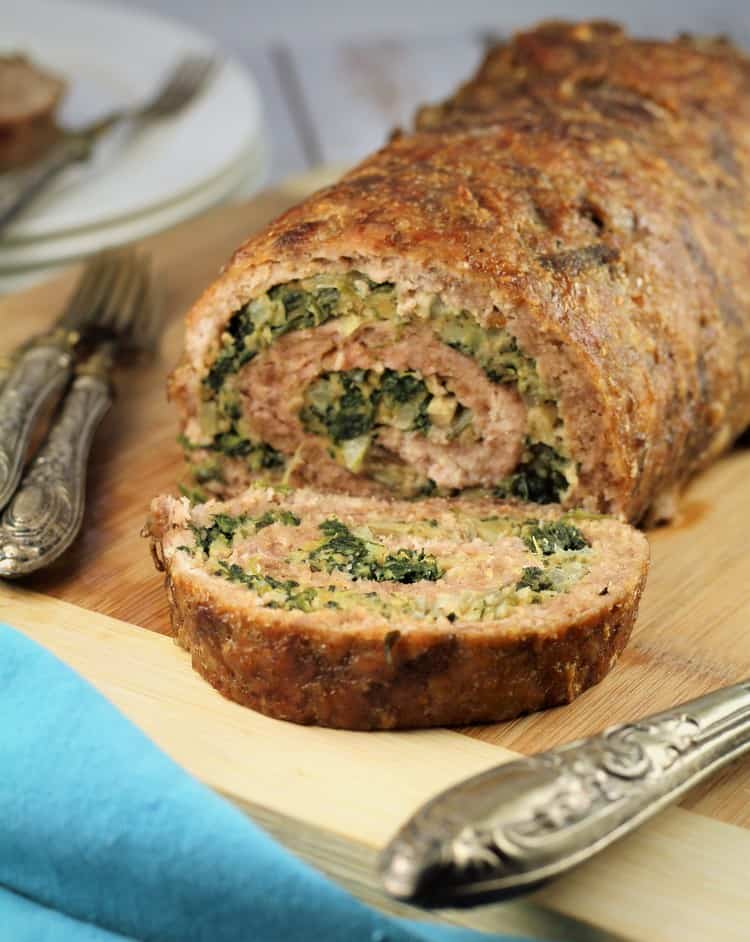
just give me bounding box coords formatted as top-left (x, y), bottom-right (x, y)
top-left (2, 169), bottom-right (749, 942)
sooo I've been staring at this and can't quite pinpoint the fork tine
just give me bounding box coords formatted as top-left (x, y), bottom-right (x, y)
top-left (65, 248), bottom-right (165, 354)
top-left (95, 250), bottom-right (138, 333)
top-left (112, 252), bottom-right (161, 349)
top-left (169, 56), bottom-right (215, 95)
top-left (88, 252), bottom-right (136, 324)
top-left (125, 261), bottom-right (153, 339)
top-left (59, 255), bottom-right (106, 325)
top-left (137, 263), bottom-right (167, 352)
top-left (109, 272), bottom-right (139, 337)
top-left (147, 67), bottom-right (185, 113)
top-left (144, 54), bottom-right (217, 118)
top-left (128, 257), bottom-right (164, 353)
top-left (132, 257), bottom-right (154, 336)
top-left (153, 65), bottom-right (197, 114)
top-left (114, 256), bottom-right (145, 334)
top-left (181, 55), bottom-right (217, 92)
top-left (149, 277), bottom-right (168, 348)
top-left (59, 251), bottom-right (123, 331)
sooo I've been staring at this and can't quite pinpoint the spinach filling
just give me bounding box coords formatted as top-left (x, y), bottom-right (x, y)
top-left (196, 272), bottom-right (575, 501)
top-left (493, 442), bottom-right (570, 505)
top-left (204, 282), bottom-right (344, 392)
top-left (432, 309), bottom-right (543, 399)
top-left (179, 507), bottom-right (591, 618)
top-left (520, 519), bottom-right (589, 555)
top-left (513, 519), bottom-right (590, 593)
top-left (186, 508), bottom-right (318, 613)
top-left (301, 368), bottom-right (432, 443)
top-left (216, 562), bottom-right (320, 613)
top-left (308, 518), bottom-right (444, 584)
top-left (516, 566), bottom-right (557, 592)
top-left (300, 367), bottom-right (472, 474)
top-left (177, 484), bottom-right (209, 505)
top-left (179, 428), bottom-right (284, 472)
top-left (190, 509), bottom-right (300, 556)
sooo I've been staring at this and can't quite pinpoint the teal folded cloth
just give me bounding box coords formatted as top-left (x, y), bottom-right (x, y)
top-left (0, 623), bottom-right (541, 942)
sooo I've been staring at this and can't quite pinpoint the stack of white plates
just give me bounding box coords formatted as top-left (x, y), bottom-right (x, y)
top-left (1, 0), bottom-right (268, 293)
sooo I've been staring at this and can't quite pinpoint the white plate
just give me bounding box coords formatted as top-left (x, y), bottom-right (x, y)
top-left (0, 138), bottom-right (267, 272)
top-left (0, 149), bottom-right (262, 296)
top-left (0, 0), bottom-right (264, 241)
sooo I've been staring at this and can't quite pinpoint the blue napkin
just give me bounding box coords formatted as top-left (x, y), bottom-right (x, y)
top-left (0, 623), bottom-right (541, 942)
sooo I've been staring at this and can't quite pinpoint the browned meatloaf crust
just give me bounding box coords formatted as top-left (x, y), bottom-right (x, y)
top-left (0, 55), bottom-right (65, 170)
top-left (146, 488), bottom-right (649, 730)
top-left (171, 21), bottom-right (750, 524)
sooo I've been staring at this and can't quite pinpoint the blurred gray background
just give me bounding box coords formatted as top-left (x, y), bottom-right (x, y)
top-left (122, 1), bottom-right (750, 183)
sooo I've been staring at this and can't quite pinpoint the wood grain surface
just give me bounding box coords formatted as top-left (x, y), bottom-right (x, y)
top-left (4, 585), bottom-right (749, 942)
top-left (1, 171), bottom-right (749, 940)
top-left (4, 586), bottom-right (749, 942)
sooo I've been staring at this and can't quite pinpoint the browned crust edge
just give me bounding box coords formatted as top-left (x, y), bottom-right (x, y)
top-left (151, 536), bottom-right (648, 731)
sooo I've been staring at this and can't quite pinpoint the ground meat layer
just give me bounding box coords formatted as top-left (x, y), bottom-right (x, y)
top-left (242, 320), bottom-right (527, 492)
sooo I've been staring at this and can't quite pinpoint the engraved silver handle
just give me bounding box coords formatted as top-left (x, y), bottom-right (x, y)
top-left (0, 138), bottom-right (90, 232)
top-left (0, 371), bottom-right (111, 577)
top-left (379, 682), bottom-right (750, 906)
top-left (0, 339), bottom-right (79, 510)
top-left (0, 353), bottom-right (20, 393)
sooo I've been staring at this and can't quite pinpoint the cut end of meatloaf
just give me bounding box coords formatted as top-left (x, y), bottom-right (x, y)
top-left (175, 270), bottom-right (593, 513)
top-left (146, 486), bottom-right (649, 730)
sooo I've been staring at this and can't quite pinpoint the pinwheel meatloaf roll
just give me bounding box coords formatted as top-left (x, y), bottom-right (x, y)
top-left (147, 488), bottom-right (649, 729)
top-left (171, 21), bottom-right (750, 523)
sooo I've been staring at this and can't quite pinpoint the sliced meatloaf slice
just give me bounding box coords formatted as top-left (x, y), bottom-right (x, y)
top-left (0, 54), bottom-right (66, 170)
top-left (146, 487), bottom-right (649, 730)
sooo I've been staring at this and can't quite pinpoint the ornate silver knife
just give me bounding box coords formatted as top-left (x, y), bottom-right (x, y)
top-left (379, 682), bottom-right (750, 906)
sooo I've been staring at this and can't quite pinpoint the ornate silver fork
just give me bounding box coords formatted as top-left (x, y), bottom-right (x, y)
top-left (0, 54), bottom-right (217, 233)
top-left (0, 251), bottom-right (145, 510)
top-left (0, 250), bottom-right (163, 577)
